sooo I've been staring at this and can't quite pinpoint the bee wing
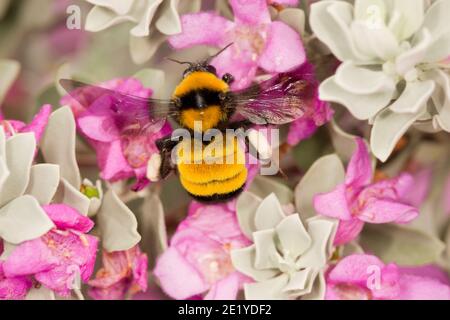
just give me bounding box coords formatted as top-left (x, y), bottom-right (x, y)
top-left (59, 79), bottom-right (178, 135)
top-left (231, 66), bottom-right (313, 125)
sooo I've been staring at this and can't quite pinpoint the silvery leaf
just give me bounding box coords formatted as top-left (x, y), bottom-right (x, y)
top-left (25, 164), bottom-right (60, 205)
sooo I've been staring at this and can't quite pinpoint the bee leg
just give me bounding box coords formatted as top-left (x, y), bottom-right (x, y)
top-left (147, 153), bottom-right (162, 182)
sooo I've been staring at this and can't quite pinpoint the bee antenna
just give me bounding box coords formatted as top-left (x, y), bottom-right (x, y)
top-left (166, 57), bottom-right (193, 67)
top-left (206, 43), bottom-right (233, 63)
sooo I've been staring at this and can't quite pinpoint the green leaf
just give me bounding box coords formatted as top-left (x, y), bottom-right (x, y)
top-left (360, 224), bottom-right (445, 266)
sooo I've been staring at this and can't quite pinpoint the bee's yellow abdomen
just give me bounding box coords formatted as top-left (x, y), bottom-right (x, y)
top-left (173, 71), bottom-right (229, 97)
top-left (176, 137), bottom-right (247, 201)
top-left (180, 105), bottom-right (224, 132)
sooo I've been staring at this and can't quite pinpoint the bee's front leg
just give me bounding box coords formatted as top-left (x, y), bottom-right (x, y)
top-left (147, 135), bottom-right (179, 181)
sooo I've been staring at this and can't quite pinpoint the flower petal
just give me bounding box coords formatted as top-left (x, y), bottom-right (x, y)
top-left (275, 215), bottom-right (311, 259)
top-left (397, 274), bottom-right (450, 300)
top-left (236, 192), bottom-right (261, 239)
top-left (387, 0), bottom-right (424, 41)
top-left (345, 137), bottom-right (372, 187)
top-left (153, 247), bottom-right (209, 299)
top-left (255, 193), bottom-right (286, 231)
top-left (371, 108), bottom-right (426, 162)
top-left (295, 154), bottom-right (345, 219)
top-left (97, 189), bottom-right (141, 252)
top-left (258, 21), bottom-right (305, 73)
top-left (334, 219), bottom-right (365, 246)
top-left (204, 273), bottom-right (241, 300)
top-left (230, 245), bottom-right (278, 282)
top-left (244, 274), bottom-right (290, 300)
top-left (24, 164), bottom-right (60, 205)
top-left (168, 12), bottom-right (231, 49)
top-left (327, 254), bottom-right (385, 284)
top-left (358, 199), bottom-right (418, 224)
top-left (0, 133), bottom-right (35, 206)
top-left (254, 229), bottom-right (279, 269)
top-left (319, 76), bottom-right (395, 120)
top-left (85, 6), bottom-right (134, 32)
top-left (20, 104), bottom-right (51, 144)
top-left (40, 106), bottom-right (81, 188)
top-left (42, 204), bottom-right (94, 233)
top-left (314, 184), bottom-right (352, 220)
top-left (389, 80), bottom-right (435, 114)
top-left (229, 0), bottom-right (271, 25)
top-left (0, 195), bottom-right (54, 244)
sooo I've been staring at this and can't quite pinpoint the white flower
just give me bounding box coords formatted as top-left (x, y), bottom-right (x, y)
top-left (84, 0), bottom-right (201, 63)
top-left (310, 0), bottom-right (450, 161)
top-left (231, 192), bottom-right (337, 300)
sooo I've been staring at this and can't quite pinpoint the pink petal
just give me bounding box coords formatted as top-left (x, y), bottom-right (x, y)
top-left (153, 247), bottom-right (209, 300)
top-left (169, 12), bottom-right (232, 49)
top-left (229, 0), bottom-right (271, 25)
top-left (204, 273), bottom-right (241, 300)
top-left (399, 265), bottom-right (450, 286)
top-left (268, 0), bottom-right (299, 5)
top-left (258, 21), bottom-right (306, 73)
top-left (3, 238), bottom-right (59, 277)
top-left (402, 169), bottom-right (432, 207)
top-left (313, 183), bottom-right (353, 220)
top-left (397, 274), bottom-right (450, 300)
top-left (20, 104), bottom-right (52, 143)
top-left (43, 204), bottom-right (94, 233)
top-left (211, 46), bottom-right (258, 90)
top-left (345, 138), bottom-right (372, 187)
top-left (358, 199), bottom-right (418, 224)
top-left (333, 218), bottom-right (365, 246)
top-left (328, 254), bottom-right (385, 285)
top-left (287, 117), bottom-right (318, 145)
top-left (96, 140), bottom-right (134, 181)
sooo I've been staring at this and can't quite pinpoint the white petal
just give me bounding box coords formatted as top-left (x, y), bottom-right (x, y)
top-left (296, 218), bottom-right (337, 270)
top-left (25, 164), bottom-right (60, 205)
top-left (282, 268), bottom-right (312, 293)
top-left (301, 271), bottom-right (326, 300)
top-left (155, 0), bottom-right (182, 35)
top-left (25, 287), bottom-right (55, 300)
top-left (276, 215), bottom-right (312, 258)
top-left (0, 133), bottom-right (35, 206)
top-left (0, 195), bottom-right (54, 244)
top-left (351, 21), bottom-right (400, 61)
top-left (231, 246), bottom-right (279, 282)
top-left (371, 108), bottom-right (426, 162)
top-left (244, 274), bottom-right (290, 300)
top-left (85, 6), bottom-right (135, 32)
top-left (248, 175), bottom-right (293, 205)
top-left (40, 106), bottom-right (81, 188)
top-left (422, 0), bottom-right (450, 39)
top-left (387, 0), bottom-right (424, 41)
top-left (389, 80), bottom-right (435, 114)
top-left (319, 76), bottom-right (395, 120)
top-left (53, 178), bottom-right (90, 216)
top-left (310, 1), bottom-right (369, 62)
top-left (0, 59), bottom-right (20, 106)
top-left (423, 32), bottom-right (450, 63)
top-left (0, 128), bottom-right (8, 191)
top-left (294, 154), bottom-right (345, 220)
top-left (255, 193), bottom-right (286, 231)
top-left (335, 62), bottom-right (396, 95)
top-left (130, 0), bottom-right (163, 37)
top-left (97, 189), bottom-right (141, 252)
top-left (254, 229), bottom-right (280, 269)
top-left (236, 191), bottom-right (262, 239)
top-left (395, 29), bottom-right (432, 76)
top-left (86, 0), bottom-right (134, 15)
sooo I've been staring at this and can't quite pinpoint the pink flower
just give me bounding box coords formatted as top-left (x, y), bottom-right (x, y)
top-left (326, 254), bottom-right (450, 300)
top-left (153, 201), bottom-right (251, 300)
top-left (2, 204), bottom-right (98, 296)
top-left (0, 262), bottom-right (32, 300)
top-left (61, 78), bottom-right (172, 186)
top-left (169, 0), bottom-right (306, 89)
top-left (286, 63), bottom-right (334, 146)
top-left (88, 245), bottom-right (148, 300)
top-left (0, 104), bottom-right (51, 143)
top-left (313, 138), bottom-right (419, 245)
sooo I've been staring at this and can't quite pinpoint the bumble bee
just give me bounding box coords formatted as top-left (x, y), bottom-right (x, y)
top-left (60, 45), bottom-right (310, 202)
